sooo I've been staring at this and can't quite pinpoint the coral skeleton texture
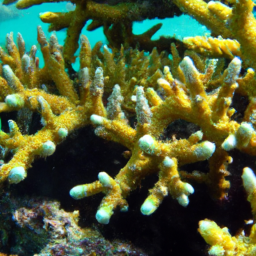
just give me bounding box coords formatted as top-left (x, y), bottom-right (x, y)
top-left (2, 0), bottom-right (256, 254)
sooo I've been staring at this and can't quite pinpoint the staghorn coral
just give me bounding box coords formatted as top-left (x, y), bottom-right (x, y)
top-left (2, 0), bottom-right (256, 254)
top-left (178, 0), bottom-right (256, 70)
top-left (0, 26), bottom-right (174, 186)
top-left (0, 13), bottom-right (255, 231)
top-left (0, 28), bottom-right (105, 185)
top-left (3, 0), bottom-right (182, 66)
top-left (199, 167), bottom-right (256, 256)
top-left (69, 52), bottom-right (256, 224)
top-left (0, 26), bottom-right (251, 227)
top-left (183, 36), bottom-right (241, 60)
top-left (170, 0), bottom-right (256, 253)
top-left (1, 24), bottom-right (255, 228)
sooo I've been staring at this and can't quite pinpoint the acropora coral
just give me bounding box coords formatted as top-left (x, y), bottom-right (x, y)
top-left (199, 167), bottom-right (256, 256)
top-left (1, 0), bottom-right (256, 254)
top-left (0, 26), bottom-right (249, 222)
top-left (2, 0), bottom-right (183, 66)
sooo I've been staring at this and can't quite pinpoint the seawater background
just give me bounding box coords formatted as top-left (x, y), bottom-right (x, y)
top-left (0, 1), bottom-right (209, 70)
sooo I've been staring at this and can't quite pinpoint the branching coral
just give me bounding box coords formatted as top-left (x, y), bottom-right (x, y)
top-left (69, 51), bottom-right (256, 223)
top-left (179, 0), bottom-right (256, 70)
top-left (2, 0), bottom-right (256, 253)
top-left (199, 167), bottom-right (256, 256)
top-left (1, 24), bottom-right (256, 231)
top-left (183, 36), bottom-right (241, 60)
top-left (102, 22), bottom-right (184, 54)
top-left (74, 46), bottom-right (256, 223)
top-left (3, 0), bottom-right (182, 66)
top-left (0, 27), bottom-right (107, 184)
top-left (170, 0), bottom-right (256, 252)
top-left (0, 27), bottom-right (183, 187)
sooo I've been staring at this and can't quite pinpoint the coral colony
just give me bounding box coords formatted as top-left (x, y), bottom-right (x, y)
top-left (2, 0), bottom-right (256, 254)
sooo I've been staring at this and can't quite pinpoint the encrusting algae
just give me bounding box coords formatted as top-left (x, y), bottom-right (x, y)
top-left (1, 0), bottom-right (256, 254)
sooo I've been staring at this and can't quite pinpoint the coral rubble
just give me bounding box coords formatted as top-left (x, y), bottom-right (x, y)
top-left (0, 194), bottom-right (147, 255)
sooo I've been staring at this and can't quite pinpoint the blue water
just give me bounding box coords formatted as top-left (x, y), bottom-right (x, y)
top-left (0, 1), bottom-right (209, 55)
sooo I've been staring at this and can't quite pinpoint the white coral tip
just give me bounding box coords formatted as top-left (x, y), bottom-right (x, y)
top-left (163, 157), bottom-right (174, 168)
top-left (222, 134), bottom-right (237, 151)
top-left (238, 122), bottom-right (254, 135)
top-left (195, 141), bottom-right (216, 159)
top-left (183, 183), bottom-right (194, 194)
top-left (242, 167), bottom-right (256, 195)
top-left (199, 220), bottom-right (215, 233)
top-left (96, 207), bottom-right (112, 224)
top-left (58, 128), bottom-right (68, 139)
top-left (98, 172), bottom-right (112, 187)
top-left (69, 185), bottom-right (87, 199)
top-left (40, 141), bottom-right (56, 156)
top-left (208, 245), bottom-right (225, 256)
top-left (141, 198), bottom-right (157, 215)
top-left (90, 114), bottom-right (104, 125)
top-left (5, 94), bottom-right (24, 108)
top-left (177, 194), bottom-right (189, 207)
top-left (8, 166), bottom-right (26, 184)
top-left (138, 135), bottom-right (155, 155)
